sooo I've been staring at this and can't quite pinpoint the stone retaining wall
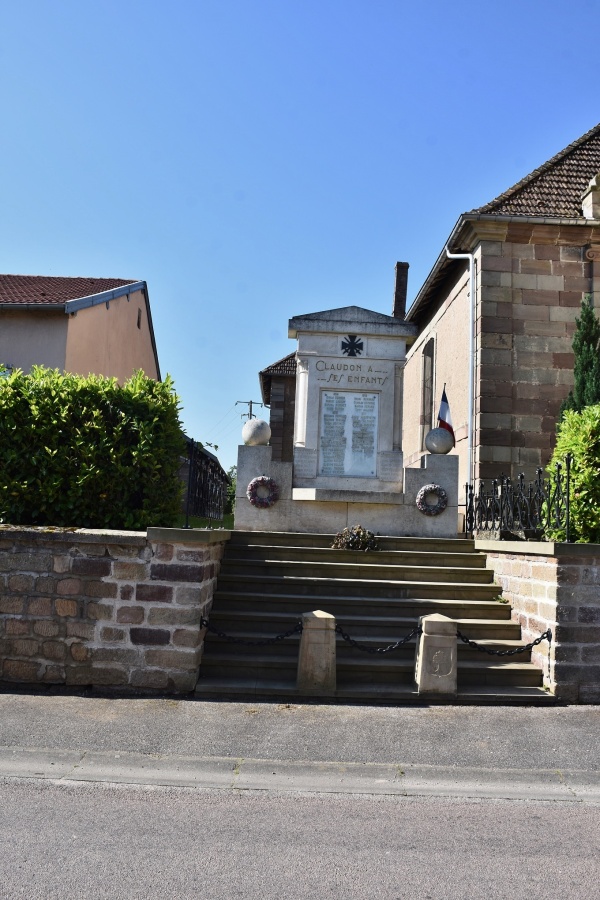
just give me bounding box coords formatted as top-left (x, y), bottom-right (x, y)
top-left (0, 526), bottom-right (230, 692)
top-left (477, 540), bottom-right (600, 703)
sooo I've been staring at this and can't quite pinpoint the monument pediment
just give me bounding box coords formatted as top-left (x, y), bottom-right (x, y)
top-left (288, 306), bottom-right (417, 339)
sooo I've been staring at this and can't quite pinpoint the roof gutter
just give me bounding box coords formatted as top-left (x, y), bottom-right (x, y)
top-left (64, 281), bottom-right (146, 314)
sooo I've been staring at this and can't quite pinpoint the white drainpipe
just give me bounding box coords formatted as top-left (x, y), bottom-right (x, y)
top-left (445, 247), bottom-right (476, 490)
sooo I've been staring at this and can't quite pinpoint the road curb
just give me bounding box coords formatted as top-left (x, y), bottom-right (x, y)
top-left (1, 746), bottom-right (600, 802)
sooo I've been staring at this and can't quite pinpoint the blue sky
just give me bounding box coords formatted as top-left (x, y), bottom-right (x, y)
top-left (2, 0), bottom-right (598, 471)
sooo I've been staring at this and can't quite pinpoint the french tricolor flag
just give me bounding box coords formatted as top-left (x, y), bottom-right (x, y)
top-left (438, 386), bottom-right (455, 443)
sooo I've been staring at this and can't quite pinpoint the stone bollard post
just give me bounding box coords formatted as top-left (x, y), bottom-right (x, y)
top-left (414, 613), bottom-right (457, 697)
top-left (296, 610), bottom-right (336, 694)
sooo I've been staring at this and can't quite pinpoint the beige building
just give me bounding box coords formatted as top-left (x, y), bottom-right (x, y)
top-left (0, 275), bottom-right (160, 381)
top-left (403, 122), bottom-right (600, 495)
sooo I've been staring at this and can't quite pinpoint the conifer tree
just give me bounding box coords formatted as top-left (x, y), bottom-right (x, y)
top-left (560, 295), bottom-right (600, 417)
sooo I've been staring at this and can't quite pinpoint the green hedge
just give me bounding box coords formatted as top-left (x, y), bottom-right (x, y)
top-left (546, 404), bottom-right (600, 543)
top-left (0, 367), bottom-right (185, 530)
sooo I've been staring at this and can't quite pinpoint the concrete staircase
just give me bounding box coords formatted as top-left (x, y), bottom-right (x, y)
top-left (195, 531), bottom-right (553, 703)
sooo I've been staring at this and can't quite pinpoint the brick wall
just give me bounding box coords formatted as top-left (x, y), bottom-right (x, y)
top-left (269, 375), bottom-right (296, 463)
top-left (0, 526), bottom-right (230, 692)
top-left (479, 540), bottom-right (600, 703)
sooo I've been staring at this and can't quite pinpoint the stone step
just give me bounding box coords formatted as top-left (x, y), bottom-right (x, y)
top-left (203, 631), bottom-right (529, 661)
top-left (219, 558), bottom-right (494, 584)
top-left (210, 590), bottom-right (511, 619)
top-left (228, 531), bottom-right (475, 553)
top-left (214, 575), bottom-right (501, 602)
top-left (199, 651), bottom-right (544, 687)
top-left (225, 544), bottom-right (488, 569)
top-left (206, 609), bottom-right (520, 637)
top-left (194, 675), bottom-right (554, 704)
top-left (200, 530), bottom-right (546, 702)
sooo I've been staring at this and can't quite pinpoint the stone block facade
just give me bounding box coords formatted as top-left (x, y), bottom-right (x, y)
top-left (475, 233), bottom-right (597, 482)
top-left (0, 526), bottom-right (230, 692)
top-left (479, 540), bottom-right (600, 703)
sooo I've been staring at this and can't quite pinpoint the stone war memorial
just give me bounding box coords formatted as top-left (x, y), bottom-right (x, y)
top-left (235, 304), bottom-right (459, 537)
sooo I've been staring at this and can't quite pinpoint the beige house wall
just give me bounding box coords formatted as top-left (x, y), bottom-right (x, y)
top-left (0, 311), bottom-right (68, 372)
top-left (65, 289), bottom-right (158, 382)
top-left (403, 256), bottom-right (473, 496)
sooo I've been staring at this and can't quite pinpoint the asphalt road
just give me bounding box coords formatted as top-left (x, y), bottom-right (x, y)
top-left (2, 780), bottom-right (600, 900)
top-left (1, 693), bottom-right (600, 771)
top-left (1, 692), bottom-right (600, 898)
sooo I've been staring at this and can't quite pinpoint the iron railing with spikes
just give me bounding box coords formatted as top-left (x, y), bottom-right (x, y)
top-left (465, 454), bottom-right (573, 542)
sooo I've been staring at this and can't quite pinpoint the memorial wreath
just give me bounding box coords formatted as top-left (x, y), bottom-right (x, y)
top-left (246, 475), bottom-right (280, 508)
top-left (415, 483), bottom-right (448, 516)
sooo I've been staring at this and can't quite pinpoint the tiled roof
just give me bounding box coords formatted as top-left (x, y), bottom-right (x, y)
top-left (259, 353), bottom-right (297, 378)
top-left (259, 352), bottom-right (297, 405)
top-left (0, 275), bottom-right (137, 306)
top-left (474, 122), bottom-right (600, 217)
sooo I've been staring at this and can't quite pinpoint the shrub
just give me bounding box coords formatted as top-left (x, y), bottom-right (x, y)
top-left (0, 367), bottom-right (185, 530)
top-left (546, 404), bottom-right (600, 543)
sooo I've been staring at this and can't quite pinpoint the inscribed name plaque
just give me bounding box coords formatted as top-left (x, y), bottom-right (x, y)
top-left (319, 391), bottom-right (378, 477)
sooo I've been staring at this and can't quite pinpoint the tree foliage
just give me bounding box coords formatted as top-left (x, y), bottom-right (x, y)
top-left (225, 465), bottom-right (237, 515)
top-left (0, 367), bottom-right (185, 530)
top-left (546, 405), bottom-right (600, 543)
top-left (560, 296), bottom-right (600, 418)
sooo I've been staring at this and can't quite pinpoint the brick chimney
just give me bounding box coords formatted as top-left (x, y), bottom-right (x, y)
top-left (392, 262), bottom-right (409, 319)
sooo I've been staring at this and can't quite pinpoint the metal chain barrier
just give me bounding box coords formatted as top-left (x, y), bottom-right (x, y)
top-left (334, 623), bottom-right (422, 654)
top-left (456, 628), bottom-right (552, 657)
top-left (201, 617), bottom-right (303, 646)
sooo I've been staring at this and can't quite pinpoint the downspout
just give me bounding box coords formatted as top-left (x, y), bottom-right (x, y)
top-left (445, 247), bottom-right (476, 490)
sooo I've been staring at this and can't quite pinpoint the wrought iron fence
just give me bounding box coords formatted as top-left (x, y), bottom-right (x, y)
top-left (464, 454), bottom-right (573, 542)
top-left (183, 438), bottom-right (230, 525)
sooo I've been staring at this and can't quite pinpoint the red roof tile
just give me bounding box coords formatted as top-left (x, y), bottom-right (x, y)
top-left (0, 275), bottom-right (137, 306)
top-left (474, 122), bottom-right (600, 217)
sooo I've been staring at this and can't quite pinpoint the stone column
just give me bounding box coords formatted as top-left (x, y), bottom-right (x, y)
top-left (393, 362), bottom-right (405, 451)
top-left (296, 610), bottom-right (336, 694)
top-left (414, 613), bottom-right (457, 696)
top-left (293, 357), bottom-right (309, 447)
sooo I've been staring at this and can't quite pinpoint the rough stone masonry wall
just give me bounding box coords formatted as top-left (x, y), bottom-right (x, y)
top-left (479, 541), bottom-right (600, 703)
top-left (0, 527), bottom-right (230, 692)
